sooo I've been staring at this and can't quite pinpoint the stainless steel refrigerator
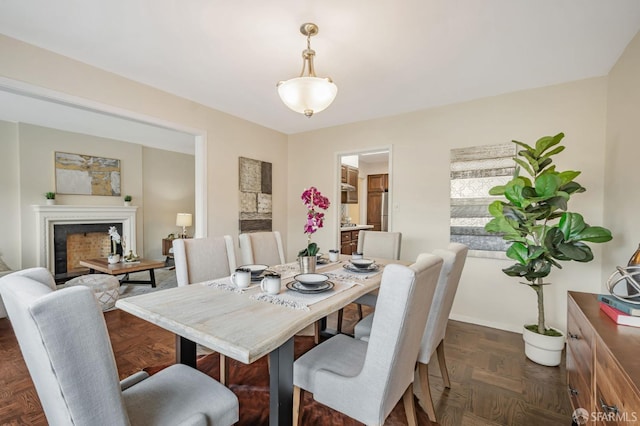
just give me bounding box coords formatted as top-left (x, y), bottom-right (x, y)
top-left (381, 191), bottom-right (389, 231)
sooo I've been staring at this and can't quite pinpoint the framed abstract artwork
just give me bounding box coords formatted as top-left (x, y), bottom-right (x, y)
top-left (450, 143), bottom-right (516, 258)
top-left (239, 157), bottom-right (272, 232)
top-left (55, 152), bottom-right (121, 196)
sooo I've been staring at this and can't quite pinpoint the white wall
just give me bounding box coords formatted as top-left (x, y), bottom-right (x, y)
top-left (603, 31), bottom-right (640, 287)
top-left (0, 121), bottom-right (20, 269)
top-left (288, 78), bottom-right (609, 333)
top-left (142, 147), bottom-right (195, 259)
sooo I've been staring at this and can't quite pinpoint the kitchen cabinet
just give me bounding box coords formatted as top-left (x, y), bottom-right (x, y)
top-left (341, 165), bottom-right (359, 204)
top-left (367, 173), bottom-right (388, 192)
top-left (367, 173), bottom-right (389, 231)
top-left (340, 230), bottom-right (360, 255)
top-left (566, 292), bottom-right (640, 424)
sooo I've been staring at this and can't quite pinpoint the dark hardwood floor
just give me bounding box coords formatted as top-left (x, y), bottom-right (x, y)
top-left (0, 304), bottom-right (571, 425)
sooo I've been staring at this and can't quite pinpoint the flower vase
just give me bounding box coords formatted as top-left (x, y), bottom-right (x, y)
top-left (108, 254), bottom-right (121, 264)
top-left (298, 255), bottom-right (317, 274)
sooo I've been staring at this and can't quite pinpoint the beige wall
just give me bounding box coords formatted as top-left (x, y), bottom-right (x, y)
top-left (0, 35), bottom-right (288, 262)
top-left (603, 31), bottom-right (640, 286)
top-left (0, 122), bottom-right (197, 267)
top-left (2, 31), bottom-right (635, 335)
top-left (16, 123), bottom-right (144, 267)
top-left (142, 146), bottom-right (195, 259)
top-left (288, 78), bottom-right (609, 333)
top-left (0, 121), bottom-right (20, 269)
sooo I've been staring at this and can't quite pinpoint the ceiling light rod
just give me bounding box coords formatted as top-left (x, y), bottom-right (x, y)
top-left (299, 23), bottom-right (319, 78)
top-left (277, 22), bottom-right (338, 118)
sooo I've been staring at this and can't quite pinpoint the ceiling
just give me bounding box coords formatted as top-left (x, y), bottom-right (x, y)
top-left (1, 0), bottom-right (640, 138)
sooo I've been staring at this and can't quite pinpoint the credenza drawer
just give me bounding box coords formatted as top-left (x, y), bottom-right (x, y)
top-left (595, 343), bottom-right (640, 424)
top-left (568, 296), bottom-right (595, 380)
top-left (567, 344), bottom-right (593, 416)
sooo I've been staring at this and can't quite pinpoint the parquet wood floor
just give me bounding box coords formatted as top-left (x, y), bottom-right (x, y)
top-left (0, 304), bottom-right (571, 425)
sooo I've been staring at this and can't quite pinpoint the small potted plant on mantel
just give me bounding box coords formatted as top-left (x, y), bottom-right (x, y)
top-left (124, 195), bottom-right (132, 206)
top-left (485, 132), bottom-right (612, 366)
top-left (45, 192), bottom-right (56, 205)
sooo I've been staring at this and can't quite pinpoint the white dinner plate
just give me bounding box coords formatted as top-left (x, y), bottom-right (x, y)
top-left (343, 263), bottom-right (380, 273)
top-left (287, 280), bottom-right (335, 294)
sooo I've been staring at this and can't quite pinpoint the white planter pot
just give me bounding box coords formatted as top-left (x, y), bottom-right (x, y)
top-left (522, 325), bottom-right (565, 367)
top-left (46, 199), bottom-right (55, 205)
top-left (124, 201), bottom-right (131, 206)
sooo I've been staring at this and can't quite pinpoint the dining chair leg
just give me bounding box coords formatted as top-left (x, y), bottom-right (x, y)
top-left (293, 385), bottom-right (303, 426)
top-left (417, 361), bottom-right (437, 422)
top-left (337, 308), bottom-right (343, 334)
top-left (402, 384), bottom-right (418, 426)
top-left (436, 339), bottom-right (451, 388)
top-left (219, 354), bottom-right (227, 385)
top-left (357, 303), bottom-right (363, 320)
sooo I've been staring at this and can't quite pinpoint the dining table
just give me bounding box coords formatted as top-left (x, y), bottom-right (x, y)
top-left (115, 254), bottom-right (408, 426)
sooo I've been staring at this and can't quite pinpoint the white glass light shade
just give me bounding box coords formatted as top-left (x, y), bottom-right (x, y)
top-left (176, 213), bottom-right (192, 227)
top-left (277, 77), bottom-right (337, 116)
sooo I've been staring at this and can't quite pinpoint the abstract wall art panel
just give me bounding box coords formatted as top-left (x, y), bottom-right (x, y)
top-left (55, 152), bottom-right (121, 196)
top-left (239, 157), bottom-right (272, 232)
top-left (450, 143), bottom-right (516, 258)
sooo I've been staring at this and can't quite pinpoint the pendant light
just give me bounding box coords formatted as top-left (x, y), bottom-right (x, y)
top-left (277, 23), bottom-right (337, 117)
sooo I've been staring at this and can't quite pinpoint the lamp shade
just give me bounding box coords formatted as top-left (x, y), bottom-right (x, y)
top-left (277, 77), bottom-right (338, 116)
top-left (176, 213), bottom-right (192, 227)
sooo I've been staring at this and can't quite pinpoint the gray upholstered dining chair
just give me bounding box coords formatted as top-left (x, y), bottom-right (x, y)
top-left (292, 253), bottom-right (443, 426)
top-left (0, 268), bottom-right (239, 426)
top-left (238, 231), bottom-right (286, 266)
top-left (238, 230), bottom-right (323, 343)
top-left (354, 243), bottom-right (468, 422)
top-left (172, 235), bottom-right (237, 286)
top-left (336, 230), bottom-right (403, 332)
top-left (172, 235), bottom-right (237, 384)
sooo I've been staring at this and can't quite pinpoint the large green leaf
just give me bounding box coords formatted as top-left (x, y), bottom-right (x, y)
top-left (535, 133), bottom-right (564, 156)
top-left (487, 200), bottom-right (503, 217)
top-left (535, 174), bottom-right (561, 198)
top-left (558, 213), bottom-right (586, 240)
top-left (558, 170), bottom-right (581, 185)
top-left (557, 242), bottom-right (593, 262)
top-left (514, 158), bottom-right (534, 177)
top-left (504, 180), bottom-right (525, 207)
top-left (488, 185), bottom-right (506, 196)
top-left (506, 242), bottom-right (528, 264)
top-left (559, 181), bottom-right (586, 195)
top-left (573, 226), bottom-right (613, 243)
top-left (512, 140), bottom-right (534, 152)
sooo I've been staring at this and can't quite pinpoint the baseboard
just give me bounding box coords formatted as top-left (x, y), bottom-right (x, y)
top-left (449, 313), bottom-right (524, 334)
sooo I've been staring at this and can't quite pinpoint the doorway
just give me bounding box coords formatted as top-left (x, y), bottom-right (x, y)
top-left (336, 148), bottom-right (392, 254)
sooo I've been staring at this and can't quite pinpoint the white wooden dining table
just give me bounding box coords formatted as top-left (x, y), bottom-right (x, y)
top-left (115, 255), bottom-right (407, 426)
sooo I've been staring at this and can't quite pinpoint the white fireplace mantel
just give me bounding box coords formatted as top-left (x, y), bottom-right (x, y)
top-left (33, 205), bottom-right (138, 273)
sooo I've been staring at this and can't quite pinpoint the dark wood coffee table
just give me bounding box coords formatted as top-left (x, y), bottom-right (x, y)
top-left (79, 258), bottom-right (166, 288)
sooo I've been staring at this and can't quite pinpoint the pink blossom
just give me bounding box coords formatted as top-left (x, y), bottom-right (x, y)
top-left (301, 187), bottom-right (330, 236)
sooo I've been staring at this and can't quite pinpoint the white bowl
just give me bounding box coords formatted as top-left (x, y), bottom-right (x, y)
top-left (294, 273), bottom-right (328, 287)
top-left (240, 264), bottom-right (269, 276)
top-left (351, 258), bottom-right (375, 269)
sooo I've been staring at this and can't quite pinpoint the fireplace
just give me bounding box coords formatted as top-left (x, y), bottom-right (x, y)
top-left (53, 222), bottom-right (124, 278)
top-left (32, 205), bottom-right (138, 278)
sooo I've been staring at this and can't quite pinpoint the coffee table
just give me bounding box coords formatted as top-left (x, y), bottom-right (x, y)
top-left (79, 258), bottom-right (166, 287)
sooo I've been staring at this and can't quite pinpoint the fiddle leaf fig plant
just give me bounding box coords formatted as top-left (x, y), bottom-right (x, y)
top-left (485, 133), bottom-right (612, 336)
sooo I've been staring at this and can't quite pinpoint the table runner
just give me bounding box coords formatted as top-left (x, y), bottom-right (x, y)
top-left (201, 260), bottom-right (383, 310)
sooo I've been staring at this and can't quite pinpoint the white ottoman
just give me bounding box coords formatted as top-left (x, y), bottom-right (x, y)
top-left (66, 274), bottom-right (120, 311)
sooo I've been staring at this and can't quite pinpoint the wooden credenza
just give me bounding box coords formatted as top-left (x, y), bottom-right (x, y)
top-left (567, 292), bottom-right (640, 424)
